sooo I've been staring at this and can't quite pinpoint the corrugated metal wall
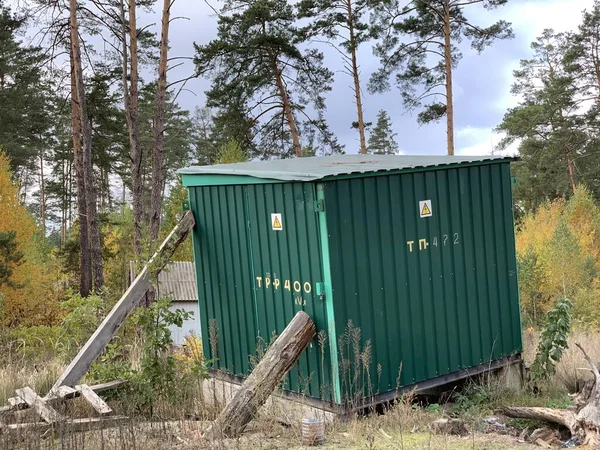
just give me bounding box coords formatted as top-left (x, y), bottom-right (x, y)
top-left (189, 183), bottom-right (333, 401)
top-left (190, 185), bottom-right (257, 378)
top-left (324, 163), bottom-right (522, 398)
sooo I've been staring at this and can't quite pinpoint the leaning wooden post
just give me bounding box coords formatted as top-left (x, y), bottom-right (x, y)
top-left (50, 211), bottom-right (196, 392)
top-left (204, 311), bottom-right (316, 440)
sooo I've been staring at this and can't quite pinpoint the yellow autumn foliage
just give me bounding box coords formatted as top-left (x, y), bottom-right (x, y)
top-left (516, 186), bottom-right (600, 326)
top-left (0, 150), bottom-right (58, 326)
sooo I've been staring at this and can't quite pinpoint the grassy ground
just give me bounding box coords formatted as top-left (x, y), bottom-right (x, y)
top-left (0, 330), bottom-right (598, 449)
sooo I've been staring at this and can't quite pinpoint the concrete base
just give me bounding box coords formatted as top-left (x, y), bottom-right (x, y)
top-left (201, 376), bottom-right (337, 424)
top-left (497, 360), bottom-right (524, 389)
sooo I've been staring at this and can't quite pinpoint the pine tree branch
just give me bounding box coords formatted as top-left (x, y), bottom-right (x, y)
top-left (251, 104), bottom-right (284, 125)
top-left (166, 61), bottom-right (185, 72)
top-left (169, 16), bottom-right (189, 24)
top-left (166, 73), bottom-right (196, 89)
top-left (82, 4), bottom-right (122, 37)
top-left (450, 0), bottom-right (484, 7)
top-left (414, 90), bottom-right (446, 103)
top-left (248, 94), bottom-right (283, 112)
top-left (451, 17), bottom-right (486, 34)
top-left (414, 0), bottom-right (444, 21)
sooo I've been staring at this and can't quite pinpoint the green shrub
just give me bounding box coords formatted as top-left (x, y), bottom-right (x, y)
top-left (530, 297), bottom-right (572, 382)
top-left (89, 297), bottom-right (210, 417)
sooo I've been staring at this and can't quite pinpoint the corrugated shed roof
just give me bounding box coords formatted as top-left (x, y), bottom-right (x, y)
top-left (177, 154), bottom-right (515, 182)
top-left (129, 261), bottom-right (197, 302)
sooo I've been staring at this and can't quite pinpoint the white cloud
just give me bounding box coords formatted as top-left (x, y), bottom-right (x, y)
top-left (508, 0), bottom-right (592, 38)
top-left (455, 126), bottom-right (518, 157)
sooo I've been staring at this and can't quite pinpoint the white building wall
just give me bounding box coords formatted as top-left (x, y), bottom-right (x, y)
top-left (169, 301), bottom-right (200, 346)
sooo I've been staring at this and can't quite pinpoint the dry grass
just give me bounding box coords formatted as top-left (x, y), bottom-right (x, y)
top-left (0, 328), bottom-right (596, 448)
top-left (522, 328), bottom-right (600, 392)
top-left (0, 360), bottom-right (64, 405)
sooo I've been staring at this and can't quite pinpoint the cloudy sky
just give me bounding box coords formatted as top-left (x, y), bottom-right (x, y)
top-left (13, 0), bottom-right (591, 157)
top-left (153, 0), bottom-right (592, 157)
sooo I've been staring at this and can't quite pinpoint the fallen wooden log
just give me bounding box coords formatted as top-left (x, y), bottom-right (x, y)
top-left (499, 342), bottom-right (600, 446)
top-left (203, 311), bottom-right (316, 440)
top-left (499, 406), bottom-right (578, 434)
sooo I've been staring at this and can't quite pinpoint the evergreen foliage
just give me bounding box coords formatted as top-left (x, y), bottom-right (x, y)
top-left (370, 0), bottom-right (513, 154)
top-left (0, 231), bottom-right (24, 287)
top-left (194, 0), bottom-right (343, 158)
top-left (367, 110), bottom-right (398, 155)
top-left (0, 2), bottom-right (54, 172)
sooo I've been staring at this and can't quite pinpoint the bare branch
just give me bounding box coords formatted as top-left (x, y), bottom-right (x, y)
top-left (576, 343), bottom-right (600, 383)
top-left (450, 0), bottom-right (484, 7)
top-left (169, 16), bottom-right (189, 24)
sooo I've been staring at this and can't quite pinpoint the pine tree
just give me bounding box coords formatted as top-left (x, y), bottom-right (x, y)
top-left (496, 30), bottom-right (599, 211)
top-left (566, 0), bottom-right (600, 112)
top-left (194, 0), bottom-right (342, 158)
top-left (150, 0), bottom-right (172, 240)
top-left (192, 107), bottom-right (218, 165)
top-left (86, 65), bottom-right (129, 211)
top-left (298, 0), bottom-right (374, 154)
top-left (370, 0), bottom-right (513, 155)
top-left (0, 2), bottom-right (53, 172)
top-left (70, 0), bottom-right (104, 294)
top-left (216, 140), bottom-right (248, 164)
top-left (367, 110), bottom-right (398, 155)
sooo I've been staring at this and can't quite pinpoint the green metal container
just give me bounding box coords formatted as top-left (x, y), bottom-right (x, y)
top-left (179, 155), bottom-right (523, 410)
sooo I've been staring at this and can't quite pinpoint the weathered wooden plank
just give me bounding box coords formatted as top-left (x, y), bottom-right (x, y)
top-left (48, 385), bottom-right (78, 400)
top-left (50, 211), bottom-right (195, 392)
top-left (204, 311), bottom-right (316, 439)
top-left (3, 380), bottom-right (127, 413)
top-left (76, 384), bottom-right (112, 415)
top-left (85, 379), bottom-right (128, 393)
top-left (15, 387), bottom-right (63, 424)
top-left (4, 416), bottom-right (129, 435)
top-left (7, 397), bottom-right (26, 408)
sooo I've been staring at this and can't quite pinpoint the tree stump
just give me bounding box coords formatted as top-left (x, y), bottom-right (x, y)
top-left (203, 311), bottom-right (316, 440)
top-left (430, 418), bottom-right (468, 436)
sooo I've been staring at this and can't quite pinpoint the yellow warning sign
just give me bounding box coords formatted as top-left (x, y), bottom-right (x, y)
top-left (271, 213), bottom-right (283, 231)
top-left (419, 200), bottom-right (432, 218)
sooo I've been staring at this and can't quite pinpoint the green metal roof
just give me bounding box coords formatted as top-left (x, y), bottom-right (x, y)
top-left (178, 154), bottom-right (515, 186)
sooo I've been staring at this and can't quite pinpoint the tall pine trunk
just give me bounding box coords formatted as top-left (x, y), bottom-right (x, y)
top-left (122, 0), bottom-right (143, 255)
top-left (68, 159), bottom-right (72, 226)
top-left (70, 0), bottom-right (104, 291)
top-left (443, 0), bottom-right (455, 156)
top-left (61, 158), bottom-right (66, 248)
top-left (69, 44), bottom-right (92, 297)
top-left (346, 0), bottom-right (367, 154)
top-left (150, 0), bottom-right (171, 240)
top-left (39, 150), bottom-right (46, 238)
top-left (271, 56), bottom-right (302, 157)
